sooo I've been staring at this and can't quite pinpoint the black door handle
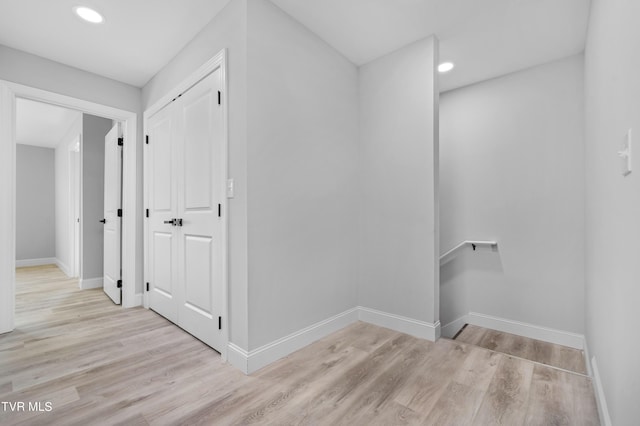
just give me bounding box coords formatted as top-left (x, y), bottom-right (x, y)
top-left (99, 219), bottom-right (106, 224)
top-left (163, 218), bottom-right (183, 226)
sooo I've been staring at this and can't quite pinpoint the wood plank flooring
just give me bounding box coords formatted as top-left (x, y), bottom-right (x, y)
top-left (455, 324), bottom-right (587, 375)
top-left (0, 265), bottom-right (599, 425)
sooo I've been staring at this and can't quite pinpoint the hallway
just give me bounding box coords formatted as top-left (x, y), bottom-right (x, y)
top-left (0, 266), bottom-right (599, 425)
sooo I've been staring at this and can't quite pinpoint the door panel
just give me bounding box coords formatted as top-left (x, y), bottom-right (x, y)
top-left (151, 116), bottom-right (173, 212)
top-left (103, 124), bottom-right (122, 305)
top-left (183, 94), bottom-right (213, 210)
top-left (183, 235), bottom-right (213, 314)
top-left (147, 69), bottom-right (224, 353)
top-left (176, 70), bottom-right (224, 351)
top-left (148, 104), bottom-right (179, 322)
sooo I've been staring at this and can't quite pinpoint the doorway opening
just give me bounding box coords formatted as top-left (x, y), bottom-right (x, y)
top-left (0, 80), bottom-right (139, 334)
top-left (13, 97), bottom-right (125, 326)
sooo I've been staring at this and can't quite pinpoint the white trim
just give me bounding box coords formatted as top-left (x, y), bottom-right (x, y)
top-left (358, 306), bottom-right (441, 341)
top-left (0, 83), bottom-right (16, 334)
top-left (79, 277), bottom-right (103, 290)
top-left (583, 336), bottom-right (593, 377)
top-left (0, 79), bottom-right (140, 334)
top-left (227, 343), bottom-right (250, 374)
top-left (15, 257), bottom-right (57, 268)
top-left (143, 49), bottom-right (229, 361)
top-left (439, 240), bottom-right (498, 266)
top-left (227, 306), bottom-right (444, 375)
top-left (590, 356), bottom-right (612, 426)
top-left (228, 308), bottom-right (359, 375)
top-left (441, 315), bottom-right (468, 338)
top-left (144, 50), bottom-right (227, 118)
top-left (467, 312), bottom-right (585, 349)
top-left (55, 259), bottom-right (72, 277)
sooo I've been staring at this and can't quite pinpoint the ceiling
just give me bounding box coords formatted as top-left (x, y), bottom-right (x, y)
top-left (16, 99), bottom-right (81, 148)
top-left (271, 0), bottom-right (592, 92)
top-left (0, 0), bottom-right (232, 87)
top-left (0, 0), bottom-right (591, 91)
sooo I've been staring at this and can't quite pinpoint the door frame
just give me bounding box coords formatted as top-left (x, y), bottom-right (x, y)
top-left (68, 135), bottom-right (81, 278)
top-left (143, 48), bottom-right (229, 361)
top-left (0, 80), bottom-right (139, 334)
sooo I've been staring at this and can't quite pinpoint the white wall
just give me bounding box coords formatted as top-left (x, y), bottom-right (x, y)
top-left (0, 44), bottom-right (143, 333)
top-left (0, 45), bottom-right (140, 113)
top-left (439, 55), bottom-right (585, 334)
top-left (54, 114), bottom-right (82, 276)
top-left (16, 144), bottom-right (55, 261)
top-left (0, 44), bottom-right (143, 293)
top-left (584, 0), bottom-right (640, 424)
top-left (246, 0), bottom-right (359, 350)
top-left (358, 37), bottom-right (440, 325)
top-left (81, 114), bottom-right (112, 281)
top-left (142, 0), bottom-right (250, 349)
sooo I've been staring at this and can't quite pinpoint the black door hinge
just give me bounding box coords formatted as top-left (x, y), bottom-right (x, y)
top-left (117, 209), bottom-right (123, 217)
top-left (117, 137), bottom-right (124, 146)
top-left (117, 279), bottom-right (122, 288)
top-left (218, 91), bottom-right (221, 105)
top-left (218, 316), bottom-right (222, 330)
top-left (145, 135), bottom-right (149, 145)
top-left (218, 204), bottom-right (221, 217)
top-left (145, 208), bottom-right (149, 218)
top-left (146, 282), bottom-right (150, 292)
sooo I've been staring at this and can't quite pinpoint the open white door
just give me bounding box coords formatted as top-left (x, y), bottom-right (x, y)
top-left (102, 123), bottom-right (122, 304)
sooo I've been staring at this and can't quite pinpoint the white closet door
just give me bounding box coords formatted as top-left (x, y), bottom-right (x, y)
top-left (175, 69), bottom-right (224, 351)
top-left (147, 69), bottom-right (224, 353)
top-left (103, 124), bottom-right (122, 305)
top-left (147, 103), bottom-right (179, 323)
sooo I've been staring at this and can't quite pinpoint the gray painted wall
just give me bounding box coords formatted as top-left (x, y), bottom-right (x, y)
top-left (246, 0), bottom-right (359, 350)
top-left (439, 55), bottom-right (586, 334)
top-left (81, 114), bottom-right (112, 280)
top-left (585, 0), bottom-right (640, 423)
top-left (16, 144), bottom-right (55, 261)
top-left (358, 36), bottom-right (439, 324)
top-left (143, 0), bottom-right (249, 349)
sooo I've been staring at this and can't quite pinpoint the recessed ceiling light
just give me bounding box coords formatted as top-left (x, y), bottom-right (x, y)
top-left (438, 62), bottom-right (455, 73)
top-left (73, 6), bottom-right (104, 24)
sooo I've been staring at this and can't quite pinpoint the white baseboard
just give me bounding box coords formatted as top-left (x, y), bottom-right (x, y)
top-left (467, 312), bottom-right (585, 349)
top-left (227, 343), bottom-right (250, 374)
top-left (79, 277), bottom-right (103, 290)
top-left (441, 315), bottom-right (468, 338)
top-left (133, 293), bottom-right (142, 307)
top-left (357, 306), bottom-right (440, 341)
top-left (583, 337), bottom-right (593, 377)
top-left (228, 307), bottom-right (360, 374)
top-left (55, 259), bottom-right (73, 277)
top-left (15, 257), bottom-right (56, 268)
top-left (590, 356), bottom-right (612, 426)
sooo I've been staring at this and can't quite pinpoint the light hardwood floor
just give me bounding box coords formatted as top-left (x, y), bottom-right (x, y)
top-left (1, 265), bottom-right (599, 425)
top-left (454, 324), bottom-right (587, 375)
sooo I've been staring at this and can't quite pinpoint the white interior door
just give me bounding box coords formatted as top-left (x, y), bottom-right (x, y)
top-left (176, 70), bottom-right (224, 351)
top-left (147, 70), bottom-right (224, 352)
top-left (147, 102), bottom-right (178, 323)
top-left (103, 124), bottom-right (122, 304)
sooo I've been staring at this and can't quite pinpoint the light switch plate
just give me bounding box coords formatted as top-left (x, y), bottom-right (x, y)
top-left (618, 129), bottom-right (632, 176)
top-left (227, 178), bottom-right (235, 198)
